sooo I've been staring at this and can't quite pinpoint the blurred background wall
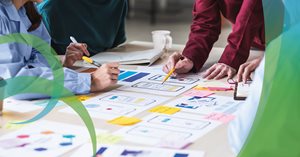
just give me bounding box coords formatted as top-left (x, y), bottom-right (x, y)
top-left (126, 0), bottom-right (231, 47)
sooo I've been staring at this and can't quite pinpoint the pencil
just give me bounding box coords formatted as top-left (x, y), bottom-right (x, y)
top-left (162, 68), bottom-right (176, 84)
top-left (162, 56), bottom-right (184, 84)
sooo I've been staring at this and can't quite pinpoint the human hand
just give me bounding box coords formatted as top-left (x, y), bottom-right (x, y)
top-left (237, 56), bottom-right (263, 83)
top-left (63, 43), bottom-right (90, 68)
top-left (162, 52), bottom-right (194, 75)
top-left (203, 63), bottom-right (236, 80)
top-left (90, 62), bottom-right (120, 92)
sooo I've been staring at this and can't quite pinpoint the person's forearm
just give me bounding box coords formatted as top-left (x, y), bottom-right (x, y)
top-left (182, 0), bottom-right (221, 72)
top-left (218, 0), bottom-right (264, 70)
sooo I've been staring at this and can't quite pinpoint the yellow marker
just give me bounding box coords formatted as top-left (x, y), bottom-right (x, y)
top-left (82, 56), bottom-right (102, 67)
top-left (162, 68), bottom-right (176, 84)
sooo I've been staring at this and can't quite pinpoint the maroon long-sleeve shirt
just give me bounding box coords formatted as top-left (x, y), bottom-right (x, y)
top-left (183, 0), bottom-right (265, 72)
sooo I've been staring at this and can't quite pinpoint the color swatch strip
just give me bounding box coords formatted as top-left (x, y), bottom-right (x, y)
top-left (123, 72), bottom-right (150, 82)
top-left (118, 71), bottom-right (137, 80)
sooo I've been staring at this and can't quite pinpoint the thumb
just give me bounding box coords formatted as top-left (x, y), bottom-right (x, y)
top-left (174, 60), bottom-right (185, 70)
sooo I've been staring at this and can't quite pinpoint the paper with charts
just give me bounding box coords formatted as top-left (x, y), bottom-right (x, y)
top-left (114, 113), bottom-right (220, 148)
top-left (117, 69), bottom-right (201, 96)
top-left (71, 144), bottom-right (205, 157)
top-left (60, 90), bottom-right (169, 120)
top-left (165, 95), bottom-right (242, 115)
top-left (0, 120), bottom-right (90, 157)
top-left (3, 98), bottom-right (65, 113)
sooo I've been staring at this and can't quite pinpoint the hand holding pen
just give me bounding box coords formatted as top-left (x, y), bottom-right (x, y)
top-left (63, 36), bottom-right (120, 92)
top-left (63, 36), bottom-right (91, 68)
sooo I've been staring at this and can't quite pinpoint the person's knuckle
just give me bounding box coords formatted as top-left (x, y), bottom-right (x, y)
top-left (244, 67), bottom-right (250, 72)
top-left (221, 69), bottom-right (226, 73)
top-left (105, 68), bottom-right (110, 74)
top-left (103, 64), bottom-right (108, 68)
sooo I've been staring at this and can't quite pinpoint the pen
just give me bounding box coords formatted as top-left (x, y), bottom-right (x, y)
top-left (70, 36), bottom-right (101, 67)
top-left (70, 36), bottom-right (79, 44)
top-left (70, 36), bottom-right (90, 56)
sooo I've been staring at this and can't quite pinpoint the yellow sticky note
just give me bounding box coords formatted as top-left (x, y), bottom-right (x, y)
top-left (77, 95), bottom-right (91, 101)
top-left (108, 116), bottom-right (141, 126)
top-left (3, 121), bottom-right (26, 130)
top-left (149, 106), bottom-right (181, 115)
top-left (95, 133), bottom-right (123, 144)
top-left (134, 98), bottom-right (145, 104)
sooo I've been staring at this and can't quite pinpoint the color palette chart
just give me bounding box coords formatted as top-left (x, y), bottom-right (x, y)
top-left (123, 73), bottom-right (150, 82)
top-left (71, 144), bottom-right (205, 157)
top-left (118, 70), bottom-right (150, 83)
top-left (0, 120), bottom-right (88, 157)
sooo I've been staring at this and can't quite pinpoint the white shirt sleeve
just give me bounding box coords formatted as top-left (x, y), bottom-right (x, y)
top-left (227, 56), bottom-right (265, 155)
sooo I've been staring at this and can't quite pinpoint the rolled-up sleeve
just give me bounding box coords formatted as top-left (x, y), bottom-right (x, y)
top-left (182, 0), bottom-right (221, 72)
top-left (219, 0), bottom-right (264, 70)
top-left (15, 52), bottom-right (92, 97)
top-left (62, 68), bottom-right (91, 94)
top-left (0, 17), bottom-right (91, 99)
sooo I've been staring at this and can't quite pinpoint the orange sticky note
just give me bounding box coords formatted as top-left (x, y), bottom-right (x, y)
top-left (193, 86), bottom-right (208, 90)
top-left (149, 106), bottom-right (181, 115)
top-left (108, 116), bottom-right (141, 126)
top-left (194, 85), bottom-right (232, 91)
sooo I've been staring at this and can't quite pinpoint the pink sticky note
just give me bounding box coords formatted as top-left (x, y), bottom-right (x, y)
top-left (205, 113), bottom-right (235, 123)
top-left (206, 87), bottom-right (233, 91)
top-left (184, 89), bottom-right (214, 97)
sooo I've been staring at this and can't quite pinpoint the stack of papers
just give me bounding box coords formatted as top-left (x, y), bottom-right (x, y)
top-left (91, 49), bottom-right (163, 65)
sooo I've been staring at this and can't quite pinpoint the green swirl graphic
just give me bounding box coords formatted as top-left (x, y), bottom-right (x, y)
top-left (0, 33), bottom-right (97, 155)
top-left (239, 0), bottom-right (300, 156)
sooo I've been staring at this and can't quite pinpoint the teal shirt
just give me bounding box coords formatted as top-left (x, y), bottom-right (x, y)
top-left (37, 0), bottom-right (127, 55)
